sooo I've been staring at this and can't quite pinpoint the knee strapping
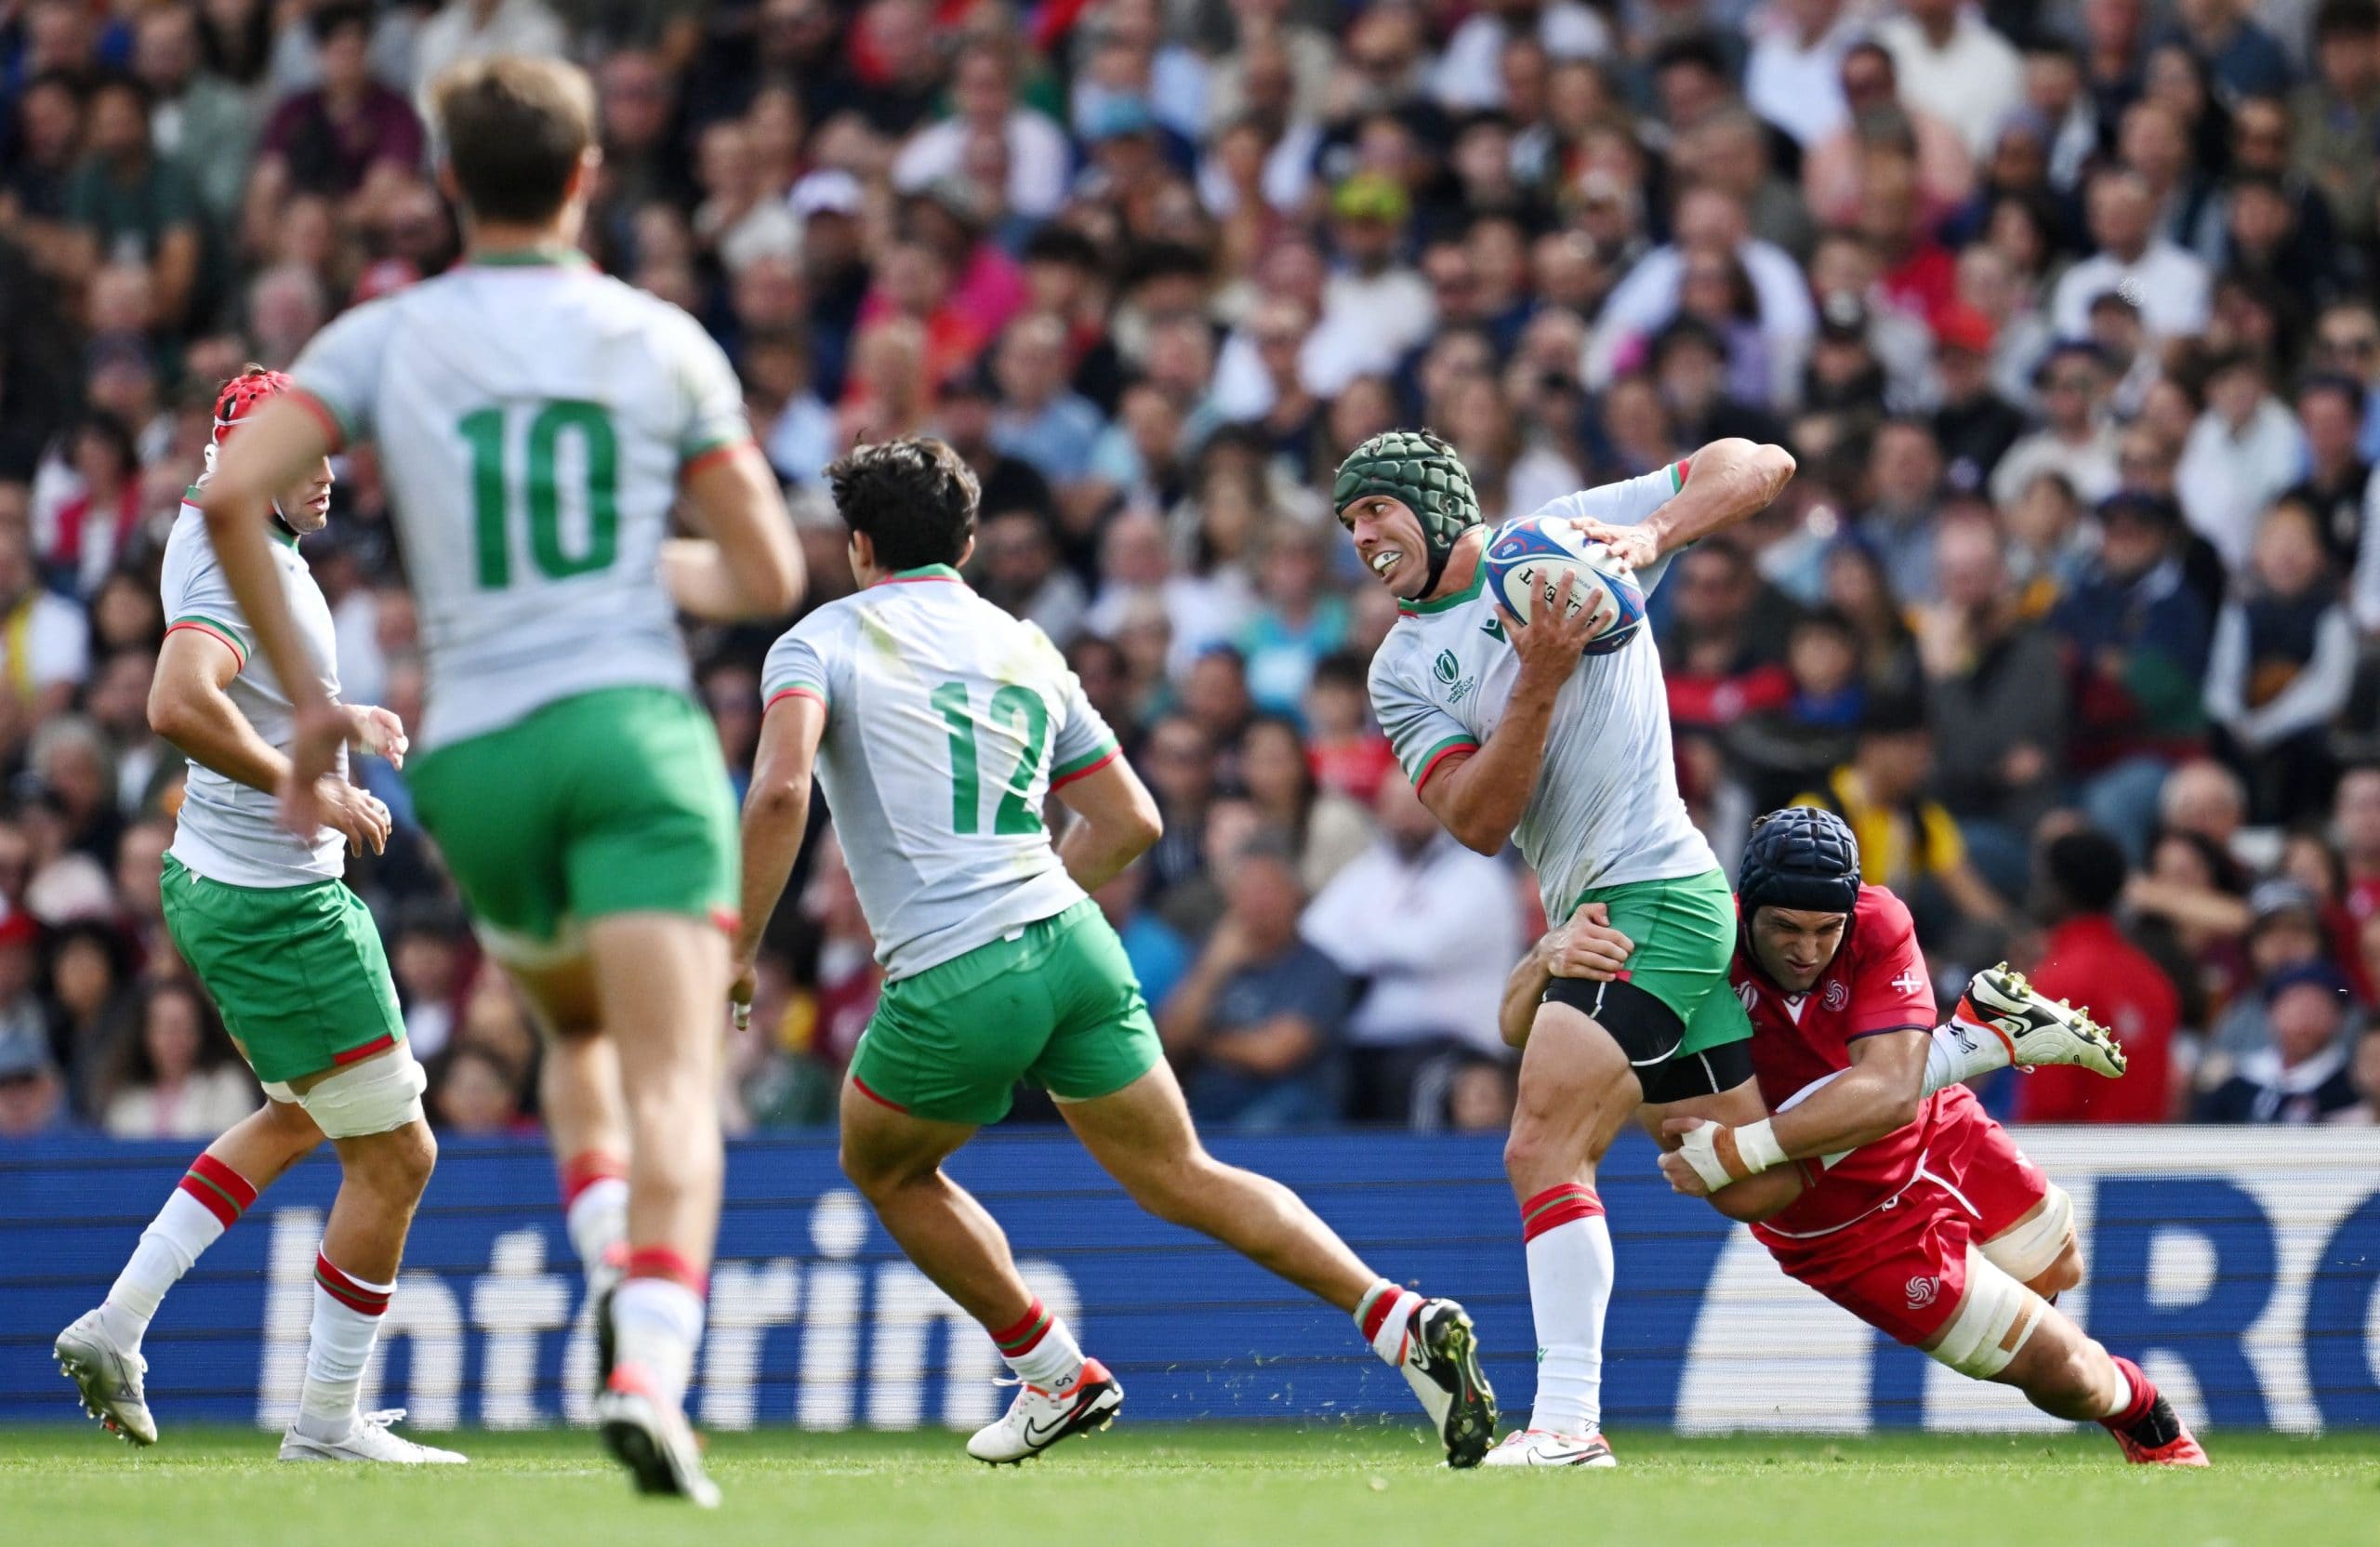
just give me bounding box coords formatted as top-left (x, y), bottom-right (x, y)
top-left (1928, 1250), bottom-right (2045, 1380)
top-left (1980, 1184), bottom-right (2075, 1285)
top-left (299, 1045), bottom-right (428, 1139)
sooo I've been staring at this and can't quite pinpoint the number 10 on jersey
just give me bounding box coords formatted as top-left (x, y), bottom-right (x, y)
top-left (932, 681), bottom-right (1048, 835)
top-left (458, 401), bottom-right (620, 589)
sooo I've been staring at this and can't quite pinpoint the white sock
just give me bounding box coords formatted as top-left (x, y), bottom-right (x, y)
top-left (1520, 1184), bottom-right (1610, 1436)
top-left (612, 1276), bottom-right (707, 1408)
top-left (99, 1188), bottom-right (230, 1346)
top-left (993, 1295), bottom-right (1086, 1389)
top-left (565, 1176), bottom-right (629, 1270)
top-left (1353, 1280), bottom-right (1424, 1365)
top-left (1924, 1014), bottom-right (2012, 1093)
top-left (297, 1250), bottom-right (393, 1441)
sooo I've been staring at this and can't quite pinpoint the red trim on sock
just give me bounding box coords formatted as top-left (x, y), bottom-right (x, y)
top-left (1359, 1288), bottom-right (1413, 1345)
top-left (2102, 1355), bottom-right (2156, 1430)
top-left (1519, 1183), bottom-right (1606, 1243)
top-left (189, 1153), bottom-right (258, 1210)
top-left (990, 1298), bottom-right (1051, 1355)
top-left (558, 1150), bottom-right (629, 1209)
top-left (178, 1153), bottom-right (258, 1226)
top-left (626, 1247), bottom-right (710, 1299)
top-left (851, 1075), bottom-right (906, 1113)
top-left (177, 1172), bottom-right (240, 1227)
top-left (314, 1252), bottom-right (392, 1316)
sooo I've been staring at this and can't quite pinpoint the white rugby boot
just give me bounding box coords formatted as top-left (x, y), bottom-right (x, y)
top-left (54, 1308), bottom-right (156, 1446)
top-left (1958, 964), bottom-right (2127, 1078)
top-left (279, 1408), bottom-right (468, 1463)
top-left (966, 1357), bottom-right (1124, 1464)
top-left (1481, 1428), bottom-right (1618, 1467)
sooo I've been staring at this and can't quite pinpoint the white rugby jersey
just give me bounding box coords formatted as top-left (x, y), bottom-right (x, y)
top-left (289, 250), bottom-right (750, 749)
top-left (159, 497), bottom-right (349, 887)
top-left (1368, 461), bottom-right (1719, 920)
top-left (763, 567), bottom-right (1121, 979)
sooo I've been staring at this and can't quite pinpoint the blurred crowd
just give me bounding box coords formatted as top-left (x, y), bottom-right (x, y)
top-left (2, 0), bottom-right (2380, 1144)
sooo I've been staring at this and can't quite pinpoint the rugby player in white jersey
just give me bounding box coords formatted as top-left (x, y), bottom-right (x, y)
top-left (1346, 430), bottom-right (1796, 1465)
top-left (734, 438), bottom-right (1498, 1467)
top-left (57, 367), bottom-right (461, 1465)
top-left (196, 58), bottom-right (803, 1505)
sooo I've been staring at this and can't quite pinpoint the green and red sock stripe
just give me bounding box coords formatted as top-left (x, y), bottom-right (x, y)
top-left (177, 1153), bottom-right (258, 1228)
top-left (314, 1252), bottom-right (393, 1316)
top-left (627, 1245), bottom-right (709, 1299)
top-left (1519, 1183), bottom-right (1604, 1243)
top-left (558, 1149), bottom-right (628, 1209)
top-left (991, 1298), bottom-right (1055, 1358)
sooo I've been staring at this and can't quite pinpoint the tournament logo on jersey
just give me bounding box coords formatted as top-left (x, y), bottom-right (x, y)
top-left (1433, 648), bottom-right (1475, 706)
top-left (1823, 980), bottom-right (1850, 1012)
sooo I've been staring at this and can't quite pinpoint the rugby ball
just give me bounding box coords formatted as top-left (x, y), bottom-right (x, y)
top-left (1482, 515), bottom-right (1646, 656)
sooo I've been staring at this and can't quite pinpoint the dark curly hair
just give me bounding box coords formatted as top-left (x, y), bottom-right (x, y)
top-left (826, 436), bottom-right (981, 573)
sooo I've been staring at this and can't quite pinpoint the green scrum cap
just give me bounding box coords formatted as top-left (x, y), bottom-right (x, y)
top-left (1332, 429), bottom-right (1484, 592)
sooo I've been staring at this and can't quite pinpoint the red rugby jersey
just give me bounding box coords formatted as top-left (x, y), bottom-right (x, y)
top-left (1736, 884), bottom-right (1943, 1240)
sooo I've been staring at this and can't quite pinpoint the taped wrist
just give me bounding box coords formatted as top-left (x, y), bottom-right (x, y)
top-left (1679, 1117), bottom-right (1786, 1190)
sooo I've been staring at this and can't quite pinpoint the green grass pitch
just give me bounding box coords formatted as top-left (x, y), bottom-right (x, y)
top-left (5, 1424), bottom-right (2374, 1547)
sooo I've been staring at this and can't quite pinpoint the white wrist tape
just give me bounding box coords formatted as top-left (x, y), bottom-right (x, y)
top-left (1679, 1118), bottom-right (1787, 1190)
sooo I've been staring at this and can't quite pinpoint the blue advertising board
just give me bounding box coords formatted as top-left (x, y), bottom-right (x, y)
top-left (3, 1128), bottom-right (2374, 1433)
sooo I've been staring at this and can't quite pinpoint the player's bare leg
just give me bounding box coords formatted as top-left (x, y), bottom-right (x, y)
top-left (275, 1054), bottom-right (460, 1466)
top-left (1928, 1265), bottom-right (2207, 1466)
top-left (836, 1082), bottom-right (1124, 1464)
top-left (1488, 999), bottom-right (1639, 1466)
top-left (506, 958), bottom-right (635, 1382)
top-left (1065, 1063), bottom-right (1498, 1467)
top-left (579, 912), bottom-right (728, 1506)
top-left (59, 1099), bottom-right (324, 1445)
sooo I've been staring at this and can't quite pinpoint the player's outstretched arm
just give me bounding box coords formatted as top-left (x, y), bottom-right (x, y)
top-left (732, 690), bottom-right (826, 1011)
top-left (1662, 1028), bottom-right (1928, 1197)
top-left (666, 443), bottom-right (807, 621)
top-left (1575, 438), bottom-right (1796, 574)
top-left (195, 396), bottom-right (347, 836)
top-left (1050, 755), bottom-right (1164, 893)
top-left (1422, 573), bottom-right (1594, 854)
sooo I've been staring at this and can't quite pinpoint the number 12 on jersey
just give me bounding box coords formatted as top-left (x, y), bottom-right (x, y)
top-left (932, 681), bottom-right (1048, 835)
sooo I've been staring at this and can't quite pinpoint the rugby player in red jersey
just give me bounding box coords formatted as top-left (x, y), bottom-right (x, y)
top-left (1501, 807), bottom-right (2207, 1465)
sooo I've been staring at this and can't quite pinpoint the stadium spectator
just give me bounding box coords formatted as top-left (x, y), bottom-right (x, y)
top-left (95, 979), bottom-right (253, 1139)
top-left (2024, 828), bottom-right (2184, 1124)
top-left (1158, 831), bottom-right (1347, 1129)
top-left (1301, 768), bottom-right (1522, 1124)
top-left (0, 1034), bottom-right (73, 1137)
top-left (2204, 496), bottom-right (2356, 822)
top-left (249, 5), bottom-right (424, 210)
top-left (2339, 1016), bottom-right (2380, 1123)
top-left (2194, 961), bottom-right (2362, 1121)
top-left (2055, 493), bottom-right (2214, 857)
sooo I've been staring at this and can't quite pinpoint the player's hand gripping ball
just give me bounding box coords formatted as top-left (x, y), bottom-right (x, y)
top-left (1483, 516), bottom-right (1646, 656)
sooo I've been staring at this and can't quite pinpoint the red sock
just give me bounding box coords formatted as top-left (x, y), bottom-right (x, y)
top-left (2098, 1355), bottom-right (2155, 1430)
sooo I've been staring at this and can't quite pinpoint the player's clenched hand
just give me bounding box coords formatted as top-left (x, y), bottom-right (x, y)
top-left (347, 704), bottom-right (410, 770)
top-left (314, 776), bottom-right (391, 856)
top-left (1564, 518), bottom-right (1658, 576)
top-left (1657, 1117), bottom-right (1716, 1197)
top-left (729, 960), bottom-right (757, 1033)
top-left (1498, 571), bottom-right (1593, 686)
top-left (1542, 903), bottom-right (1633, 981)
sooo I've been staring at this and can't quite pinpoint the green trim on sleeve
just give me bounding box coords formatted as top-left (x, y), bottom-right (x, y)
top-left (1051, 735), bottom-right (1122, 781)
